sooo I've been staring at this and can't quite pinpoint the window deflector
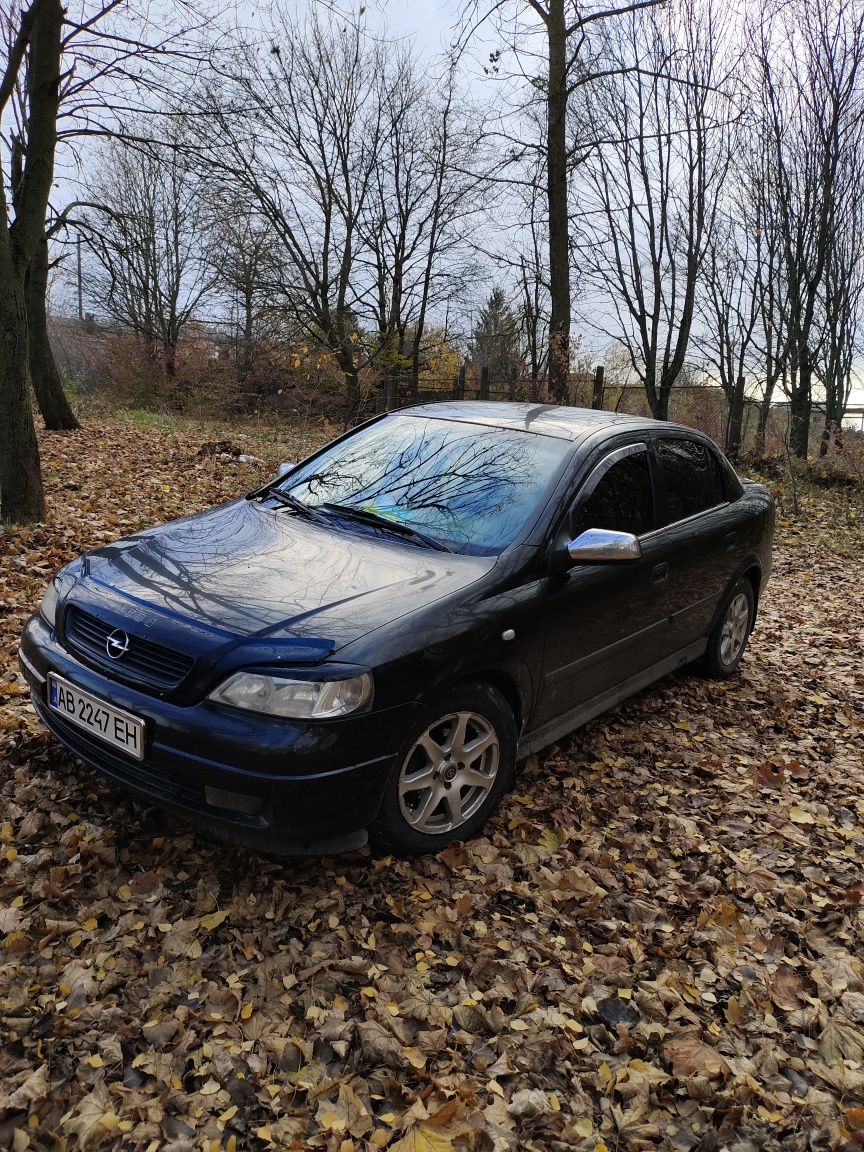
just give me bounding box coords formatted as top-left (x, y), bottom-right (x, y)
top-left (575, 442), bottom-right (649, 509)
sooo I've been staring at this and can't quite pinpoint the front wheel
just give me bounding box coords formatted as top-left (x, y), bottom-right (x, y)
top-left (704, 577), bottom-right (755, 678)
top-left (371, 682), bottom-right (517, 855)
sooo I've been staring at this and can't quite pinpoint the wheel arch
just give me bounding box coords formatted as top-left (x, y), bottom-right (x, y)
top-left (741, 563), bottom-right (762, 617)
top-left (416, 665), bottom-right (529, 733)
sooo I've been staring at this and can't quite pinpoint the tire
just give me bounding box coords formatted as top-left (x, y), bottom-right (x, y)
top-left (704, 577), bottom-right (755, 679)
top-left (371, 681), bottom-right (517, 855)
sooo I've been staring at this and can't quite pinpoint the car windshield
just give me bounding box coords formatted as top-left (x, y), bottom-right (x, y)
top-left (277, 414), bottom-right (570, 555)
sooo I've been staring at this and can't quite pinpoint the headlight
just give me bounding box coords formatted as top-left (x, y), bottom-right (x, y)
top-left (208, 671), bottom-right (373, 719)
top-left (40, 580), bottom-right (59, 628)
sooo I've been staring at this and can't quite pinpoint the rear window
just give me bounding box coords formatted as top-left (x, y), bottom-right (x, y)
top-left (656, 438), bottom-right (726, 523)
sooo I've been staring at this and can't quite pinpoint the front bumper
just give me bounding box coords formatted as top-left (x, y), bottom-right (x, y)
top-left (19, 614), bottom-right (418, 855)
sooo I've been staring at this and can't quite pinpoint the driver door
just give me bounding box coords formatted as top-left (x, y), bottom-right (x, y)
top-left (536, 441), bottom-right (678, 729)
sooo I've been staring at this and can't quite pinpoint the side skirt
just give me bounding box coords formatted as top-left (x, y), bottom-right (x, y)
top-left (516, 639), bottom-right (707, 759)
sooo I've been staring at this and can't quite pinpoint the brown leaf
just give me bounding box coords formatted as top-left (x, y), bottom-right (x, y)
top-left (770, 965), bottom-right (805, 1012)
top-left (663, 1032), bottom-right (730, 1079)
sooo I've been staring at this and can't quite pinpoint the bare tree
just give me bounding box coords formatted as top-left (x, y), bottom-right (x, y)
top-left (816, 174), bottom-right (864, 446)
top-left (755, 0), bottom-right (864, 457)
top-left (0, 0), bottom-right (217, 522)
top-left (205, 191), bottom-right (284, 386)
top-left (461, 0), bottom-right (665, 404)
top-left (0, 0), bottom-right (63, 522)
top-left (514, 171), bottom-right (550, 398)
top-left (574, 0), bottom-right (734, 420)
top-left (81, 129), bottom-right (218, 379)
top-left (196, 9), bottom-right (387, 420)
top-left (357, 54), bottom-right (486, 401)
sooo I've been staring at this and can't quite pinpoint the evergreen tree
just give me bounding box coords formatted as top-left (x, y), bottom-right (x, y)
top-left (470, 289), bottom-right (523, 384)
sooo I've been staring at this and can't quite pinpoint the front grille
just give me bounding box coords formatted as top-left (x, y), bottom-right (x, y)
top-left (64, 606), bottom-right (195, 690)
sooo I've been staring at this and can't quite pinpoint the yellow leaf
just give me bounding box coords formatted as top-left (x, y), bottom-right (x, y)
top-left (200, 1079), bottom-right (220, 1095)
top-left (403, 1047), bottom-right (426, 1069)
top-left (757, 1105), bottom-right (783, 1123)
top-left (789, 807), bottom-right (816, 825)
top-left (537, 829), bottom-right (560, 852)
top-left (99, 1112), bottom-right (120, 1131)
top-left (389, 1126), bottom-right (458, 1152)
top-left (255, 1127), bottom-right (272, 1142)
top-left (82, 919), bottom-right (98, 932)
top-left (240, 1002), bottom-right (253, 1020)
top-left (86, 1055), bottom-right (103, 1068)
top-left (200, 911), bottom-right (228, 930)
top-left (117, 884), bottom-right (132, 901)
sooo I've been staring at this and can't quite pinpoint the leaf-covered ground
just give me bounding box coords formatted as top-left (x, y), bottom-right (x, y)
top-left (1, 419), bottom-right (863, 1152)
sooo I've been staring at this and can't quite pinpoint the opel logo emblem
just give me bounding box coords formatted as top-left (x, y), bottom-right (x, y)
top-left (106, 629), bottom-right (130, 660)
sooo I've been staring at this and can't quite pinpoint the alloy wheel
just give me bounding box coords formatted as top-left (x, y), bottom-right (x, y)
top-left (719, 591), bottom-right (750, 666)
top-left (397, 711), bottom-right (500, 834)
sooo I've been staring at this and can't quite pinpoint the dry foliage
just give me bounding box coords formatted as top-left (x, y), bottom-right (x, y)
top-left (1, 419), bottom-right (863, 1152)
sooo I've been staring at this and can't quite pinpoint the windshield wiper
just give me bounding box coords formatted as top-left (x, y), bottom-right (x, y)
top-left (265, 489), bottom-right (328, 523)
top-left (320, 502), bottom-right (454, 553)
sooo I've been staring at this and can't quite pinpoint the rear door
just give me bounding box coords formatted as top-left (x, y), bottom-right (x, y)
top-left (535, 439), bottom-right (678, 728)
top-left (649, 434), bottom-right (743, 648)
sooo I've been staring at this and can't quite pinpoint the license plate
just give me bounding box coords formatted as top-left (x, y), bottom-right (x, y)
top-left (48, 674), bottom-right (145, 761)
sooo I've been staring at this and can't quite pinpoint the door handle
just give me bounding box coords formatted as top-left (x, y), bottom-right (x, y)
top-left (724, 531), bottom-right (736, 552)
top-left (651, 562), bottom-right (668, 585)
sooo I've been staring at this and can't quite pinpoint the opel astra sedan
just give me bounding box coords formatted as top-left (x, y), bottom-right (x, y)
top-left (19, 403), bottom-right (774, 855)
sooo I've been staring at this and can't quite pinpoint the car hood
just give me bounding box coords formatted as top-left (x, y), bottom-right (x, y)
top-left (73, 498), bottom-right (494, 658)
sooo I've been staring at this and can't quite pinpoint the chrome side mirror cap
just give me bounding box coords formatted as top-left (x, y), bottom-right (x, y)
top-left (566, 528), bottom-right (642, 563)
top-left (277, 461), bottom-right (296, 477)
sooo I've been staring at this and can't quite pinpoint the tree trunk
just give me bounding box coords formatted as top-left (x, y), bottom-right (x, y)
top-left (338, 344), bottom-right (361, 423)
top-left (0, 264), bottom-right (45, 521)
top-left (725, 374), bottom-right (746, 462)
top-left (0, 0), bottom-right (64, 522)
top-left (755, 394), bottom-right (771, 459)
top-left (164, 341), bottom-right (177, 378)
top-left (546, 0), bottom-right (570, 404)
top-left (789, 344), bottom-right (812, 459)
top-left (26, 234), bottom-right (80, 430)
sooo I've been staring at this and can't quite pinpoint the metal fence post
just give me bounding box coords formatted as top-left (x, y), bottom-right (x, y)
top-left (591, 365), bottom-right (605, 410)
top-left (479, 365), bottom-right (490, 401)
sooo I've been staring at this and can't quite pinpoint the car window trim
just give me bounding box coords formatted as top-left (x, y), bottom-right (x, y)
top-left (640, 500), bottom-right (730, 540)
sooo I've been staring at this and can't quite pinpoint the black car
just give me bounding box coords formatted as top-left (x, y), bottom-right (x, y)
top-left (20, 403), bottom-right (774, 855)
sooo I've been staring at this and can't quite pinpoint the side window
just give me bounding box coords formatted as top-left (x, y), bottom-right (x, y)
top-left (572, 450), bottom-right (654, 537)
top-left (656, 438), bottom-right (726, 523)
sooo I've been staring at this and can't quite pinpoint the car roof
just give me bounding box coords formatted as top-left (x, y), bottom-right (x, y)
top-left (398, 401), bottom-right (662, 442)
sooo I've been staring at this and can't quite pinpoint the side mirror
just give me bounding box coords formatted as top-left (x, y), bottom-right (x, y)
top-left (566, 528), bottom-right (641, 563)
top-left (277, 461), bottom-right (296, 478)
